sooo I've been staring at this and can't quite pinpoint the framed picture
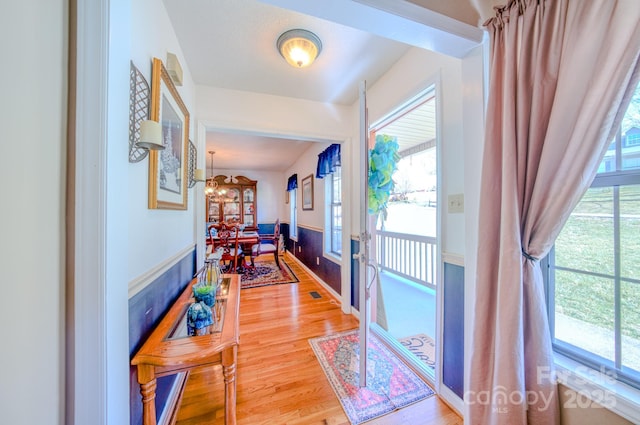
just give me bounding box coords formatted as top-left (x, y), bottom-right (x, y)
top-left (148, 57), bottom-right (190, 209)
top-left (302, 174), bottom-right (314, 210)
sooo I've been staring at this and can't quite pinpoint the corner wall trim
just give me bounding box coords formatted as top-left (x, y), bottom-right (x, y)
top-left (128, 244), bottom-right (196, 298)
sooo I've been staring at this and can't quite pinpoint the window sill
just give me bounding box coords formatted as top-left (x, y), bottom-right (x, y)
top-left (554, 353), bottom-right (640, 423)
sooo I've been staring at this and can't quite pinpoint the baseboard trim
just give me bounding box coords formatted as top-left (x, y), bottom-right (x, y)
top-left (350, 307), bottom-right (360, 320)
top-left (438, 383), bottom-right (464, 417)
top-left (285, 253), bottom-right (342, 303)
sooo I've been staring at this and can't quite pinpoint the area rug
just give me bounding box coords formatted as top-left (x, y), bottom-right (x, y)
top-left (240, 258), bottom-right (299, 289)
top-left (309, 329), bottom-right (434, 424)
top-left (399, 334), bottom-right (436, 370)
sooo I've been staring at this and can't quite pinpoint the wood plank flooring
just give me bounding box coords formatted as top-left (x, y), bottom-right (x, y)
top-left (175, 254), bottom-right (462, 425)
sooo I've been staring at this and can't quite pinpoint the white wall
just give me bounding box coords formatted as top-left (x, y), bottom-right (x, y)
top-left (107, 0), bottom-right (132, 423)
top-left (196, 86), bottom-right (352, 143)
top-left (1, 2), bottom-right (66, 424)
top-left (128, 0), bottom-right (199, 282)
top-left (461, 41), bottom-right (488, 415)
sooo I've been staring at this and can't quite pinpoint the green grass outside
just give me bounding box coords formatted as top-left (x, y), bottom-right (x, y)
top-left (554, 185), bottom-right (640, 340)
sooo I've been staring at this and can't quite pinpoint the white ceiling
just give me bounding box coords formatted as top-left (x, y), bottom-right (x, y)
top-left (162, 0), bottom-right (485, 172)
top-left (163, 0), bottom-right (411, 105)
top-left (203, 132), bottom-right (315, 172)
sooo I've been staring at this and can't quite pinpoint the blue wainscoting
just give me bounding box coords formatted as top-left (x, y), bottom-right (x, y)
top-left (351, 238), bottom-right (360, 310)
top-left (128, 249), bottom-right (196, 425)
top-left (443, 262), bottom-right (465, 399)
top-left (286, 226), bottom-right (341, 294)
top-left (279, 222), bottom-right (289, 246)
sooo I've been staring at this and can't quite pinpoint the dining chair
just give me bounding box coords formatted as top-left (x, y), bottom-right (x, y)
top-left (251, 219), bottom-right (281, 268)
top-left (217, 223), bottom-right (244, 273)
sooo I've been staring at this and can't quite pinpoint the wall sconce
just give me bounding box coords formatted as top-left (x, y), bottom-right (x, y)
top-left (277, 29), bottom-right (322, 68)
top-left (128, 61), bottom-right (152, 163)
top-left (136, 120), bottom-right (165, 150)
top-left (194, 169), bottom-right (206, 182)
top-left (187, 141), bottom-right (201, 189)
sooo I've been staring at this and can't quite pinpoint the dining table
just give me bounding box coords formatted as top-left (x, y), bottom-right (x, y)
top-left (208, 230), bottom-right (260, 270)
top-left (209, 230), bottom-right (260, 246)
top-left (206, 229), bottom-right (259, 244)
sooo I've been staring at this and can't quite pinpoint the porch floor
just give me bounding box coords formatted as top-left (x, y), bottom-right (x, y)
top-left (378, 270), bottom-right (436, 341)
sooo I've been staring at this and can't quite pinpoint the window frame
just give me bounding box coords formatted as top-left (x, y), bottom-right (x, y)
top-left (289, 188), bottom-right (297, 240)
top-left (544, 124), bottom-right (640, 410)
top-left (324, 165), bottom-right (342, 259)
top-left (625, 132), bottom-right (640, 147)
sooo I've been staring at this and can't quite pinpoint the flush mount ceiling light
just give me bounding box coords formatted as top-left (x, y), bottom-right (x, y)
top-left (277, 29), bottom-right (322, 68)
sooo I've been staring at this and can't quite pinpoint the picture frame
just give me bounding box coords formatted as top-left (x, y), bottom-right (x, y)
top-left (302, 174), bottom-right (314, 210)
top-left (148, 57), bottom-right (190, 209)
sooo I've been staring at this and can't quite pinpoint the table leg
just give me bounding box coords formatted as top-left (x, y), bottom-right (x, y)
top-left (137, 365), bottom-right (158, 425)
top-left (222, 346), bottom-right (238, 425)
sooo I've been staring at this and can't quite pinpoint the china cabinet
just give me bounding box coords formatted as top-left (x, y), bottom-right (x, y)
top-left (206, 175), bottom-right (257, 230)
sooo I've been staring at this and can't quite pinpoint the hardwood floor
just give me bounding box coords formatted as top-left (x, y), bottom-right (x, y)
top-left (175, 254), bottom-right (462, 425)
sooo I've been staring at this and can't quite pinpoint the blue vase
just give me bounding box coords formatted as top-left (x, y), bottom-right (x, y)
top-left (186, 302), bottom-right (213, 336)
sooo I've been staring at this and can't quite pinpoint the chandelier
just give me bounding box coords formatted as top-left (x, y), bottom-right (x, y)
top-left (204, 151), bottom-right (232, 203)
top-left (204, 151), bottom-right (220, 197)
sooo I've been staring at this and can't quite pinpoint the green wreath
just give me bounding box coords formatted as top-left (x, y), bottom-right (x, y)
top-left (368, 134), bottom-right (400, 219)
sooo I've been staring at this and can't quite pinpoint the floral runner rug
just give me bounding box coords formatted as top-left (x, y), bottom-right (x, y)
top-left (309, 329), bottom-right (435, 424)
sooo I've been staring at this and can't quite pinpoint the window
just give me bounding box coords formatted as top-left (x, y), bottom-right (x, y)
top-left (326, 166), bottom-right (342, 256)
top-left (290, 189), bottom-right (297, 239)
top-left (546, 82), bottom-right (640, 389)
top-left (626, 132), bottom-right (640, 147)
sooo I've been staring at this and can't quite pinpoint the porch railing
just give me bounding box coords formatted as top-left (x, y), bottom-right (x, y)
top-left (375, 230), bottom-right (437, 289)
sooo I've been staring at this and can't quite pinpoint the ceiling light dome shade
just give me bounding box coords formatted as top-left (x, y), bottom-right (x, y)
top-left (277, 29), bottom-right (322, 68)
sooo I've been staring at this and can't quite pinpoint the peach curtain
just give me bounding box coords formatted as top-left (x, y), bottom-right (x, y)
top-left (469, 1), bottom-right (640, 424)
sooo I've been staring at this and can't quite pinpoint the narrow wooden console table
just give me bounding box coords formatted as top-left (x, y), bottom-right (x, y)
top-left (131, 274), bottom-right (240, 425)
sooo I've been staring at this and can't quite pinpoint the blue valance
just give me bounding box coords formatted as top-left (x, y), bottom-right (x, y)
top-left (287, 174), bottom-right (298, 191)
top-left (315, 143), bottom-right (341, 179)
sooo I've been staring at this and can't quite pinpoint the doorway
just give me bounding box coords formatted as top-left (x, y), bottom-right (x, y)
top-left (369, 86), bottom-right (439, 380)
